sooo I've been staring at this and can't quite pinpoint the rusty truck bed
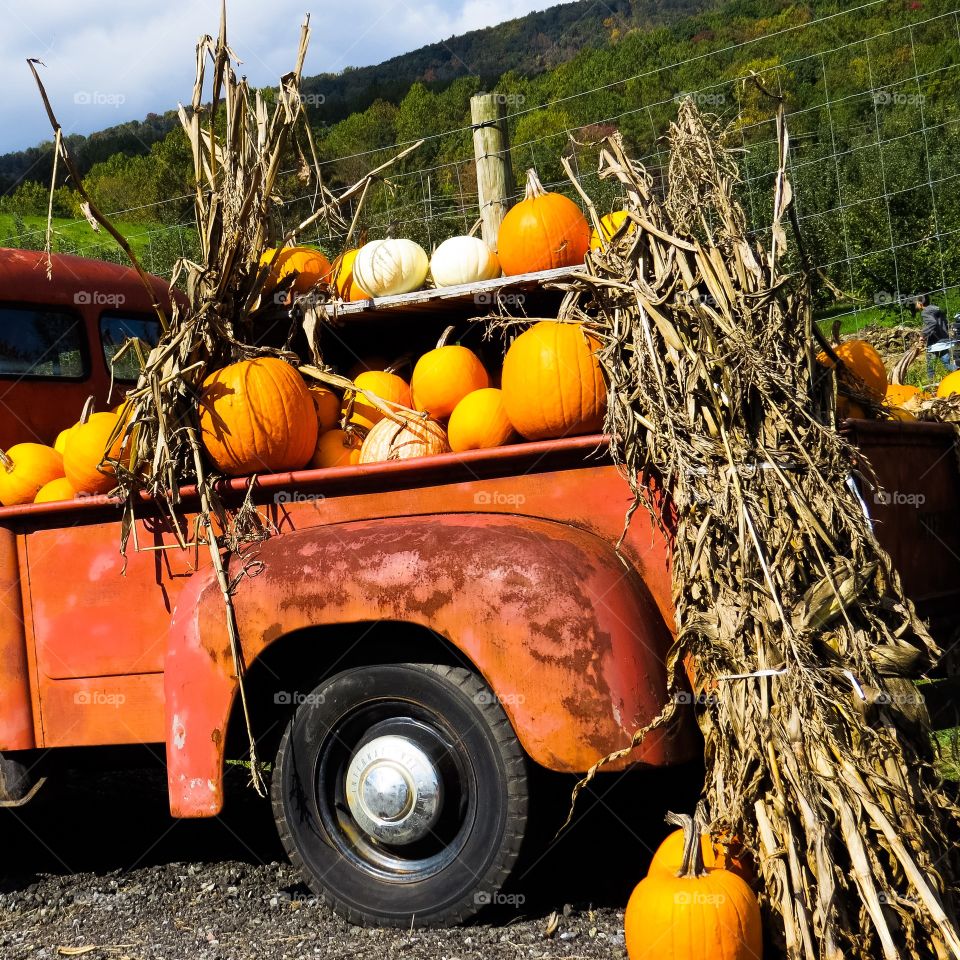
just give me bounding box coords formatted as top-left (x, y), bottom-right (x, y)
top-left (3, 421), bottom-right (958, 817)
top-left (0, 434), bottom-right (697, 816)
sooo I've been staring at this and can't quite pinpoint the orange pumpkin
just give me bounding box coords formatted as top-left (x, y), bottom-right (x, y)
top-left (0, 443), bottom-right (65, 506)
top-left (447, 388), bottom-right (516, 452)
top-left (344, 371), bottom-right (412, 431)
top-left (310, 386), bottom-right (342, 433)
top-left (818, 340), bottom-right (887, 400)
top-left (411, 327), bottom-right (489, 420)
top-left (330, 248), bottom-right (371, 301)
top-left (260, 247), bottom-right (332, 296)
top-left (63, 412), bottom-right (125, 495)
top-left (885, 383), bottom-right (921, 407)
top-left (199, 357), bottom-right (318, 477)
top-left (310, 429), bottom-right (363, 469)
top-left (501, 321), bottom-right (607, 440)
top-left (648, 829), bottom-right (753, 884)
top-left (53, 425), bottom-right (75, 455)
top-left (937, 370), bottom-right (960, 398)
top-left (497, 169), bottom-right (590, 276)
top-left (34, 476), bottom-right (77, 504)
top-left (359, 415), bottom-right (450, 464)
top-left (625, 813), bottom-right (762, 960)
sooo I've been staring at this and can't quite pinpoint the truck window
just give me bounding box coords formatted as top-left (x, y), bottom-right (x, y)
top-left (0, 304), bottom-right (87, 379)
top-left (100, 314), bottom-right (161, 382)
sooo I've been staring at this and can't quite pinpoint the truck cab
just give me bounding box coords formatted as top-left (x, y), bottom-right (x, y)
top-left (0, 248), bottom-right (170, 448)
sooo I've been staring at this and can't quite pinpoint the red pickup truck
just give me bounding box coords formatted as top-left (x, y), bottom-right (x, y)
top-left (2, 249), bottom-right (959, 927)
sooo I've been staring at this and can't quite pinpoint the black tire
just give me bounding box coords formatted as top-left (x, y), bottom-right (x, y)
top-left (271, 663), bottom-right (528, 927)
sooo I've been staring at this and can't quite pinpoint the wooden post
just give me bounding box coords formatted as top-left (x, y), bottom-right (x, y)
top-left (471, 94), bottom-right (515, 252)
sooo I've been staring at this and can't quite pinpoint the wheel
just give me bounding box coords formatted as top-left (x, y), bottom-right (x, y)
top-left (271, 662), bottom-right (529, 926)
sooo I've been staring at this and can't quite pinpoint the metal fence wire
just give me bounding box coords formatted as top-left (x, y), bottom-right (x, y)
top-left (6, 3), bottom-right (959, 335)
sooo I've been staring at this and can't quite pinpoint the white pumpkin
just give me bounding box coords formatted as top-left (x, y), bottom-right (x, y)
top-left (429, 236), bottom-right (501, 288)
top-left (359, 415), bottom-right (450, 463)
top-left (352, 239), bottom-right (429, 298)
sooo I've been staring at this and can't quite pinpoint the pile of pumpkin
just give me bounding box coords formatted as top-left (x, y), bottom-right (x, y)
top-left (197, 319), bottom-right (607, 479)
top-left (265, 169), bottom-right (630, 303)
top-left (0, 401), bottom-right (130, 507)
top-left (816, 338), bottom-right (958, 419)
top-left (0, 319), bottom-right (607, 506)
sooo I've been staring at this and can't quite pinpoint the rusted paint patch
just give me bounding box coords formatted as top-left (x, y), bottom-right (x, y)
top-left (164, 513), bottom-right (696, 818)
top-left (172, 714), bottom-right (186, 750)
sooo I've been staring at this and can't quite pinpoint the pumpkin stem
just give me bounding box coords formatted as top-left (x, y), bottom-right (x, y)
top-left (524, 168), bottom-right (547, 200)
top-left (385, 354), bottom-right (412, 376)
top-left (666, 811), bottom-right (708, 879)
top-left (0, 449), bottom-right (13, 472)
top-left (693, 799), bottom-right (709, 833)
top-left (80, 395), bottom-right (96, 425)
top-left (436, 326), bottom-right (457, 349)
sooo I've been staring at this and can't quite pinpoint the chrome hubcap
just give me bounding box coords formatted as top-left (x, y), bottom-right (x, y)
top-left (345, 735), bottom-right (443, 845)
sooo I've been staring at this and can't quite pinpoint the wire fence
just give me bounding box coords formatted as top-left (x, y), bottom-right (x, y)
top-left (5, 3), bottom-right (960, 337)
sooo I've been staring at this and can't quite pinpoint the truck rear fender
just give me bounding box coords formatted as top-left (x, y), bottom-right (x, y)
top-left (166, 514), bottom-right (690, 817)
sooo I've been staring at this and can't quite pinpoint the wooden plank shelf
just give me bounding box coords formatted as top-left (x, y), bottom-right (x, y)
top-left (318, 265), bottom-right (586, 321)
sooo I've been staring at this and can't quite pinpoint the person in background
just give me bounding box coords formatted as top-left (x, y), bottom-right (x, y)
top-left (917, 294), bottom-right (949, 381)
top-left (952, 310), bottom-right (960, 370)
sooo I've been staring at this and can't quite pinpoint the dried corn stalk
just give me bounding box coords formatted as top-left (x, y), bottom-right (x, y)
top-left (31, 4), bottom-right (422, 792)
top-left (562, 100), bottom-right (960, 959)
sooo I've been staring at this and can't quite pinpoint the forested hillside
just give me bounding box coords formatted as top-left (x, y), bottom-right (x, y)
top-left (0, 0), bottom-right (714, 195)
top-left (2, 0), bottom-right (957, 315)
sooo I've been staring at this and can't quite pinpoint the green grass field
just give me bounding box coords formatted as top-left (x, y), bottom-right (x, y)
top-left (936, 728), bottom-right (960, 782)
top-left (817, 288), bottom-right (960, 338)
top-left (0, 213), bottom-right (162, 260)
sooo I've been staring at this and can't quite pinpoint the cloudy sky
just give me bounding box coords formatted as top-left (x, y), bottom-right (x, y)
top-left (1, 0), bottom-right (564, 154)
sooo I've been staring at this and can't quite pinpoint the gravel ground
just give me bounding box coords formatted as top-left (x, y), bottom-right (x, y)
top-left (0, 761), bottom-right (704, 960)
top-left (0, 862), bottom-right (628, 960)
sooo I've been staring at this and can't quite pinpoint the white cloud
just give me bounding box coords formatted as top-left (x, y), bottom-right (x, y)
top-left (0, 0), bottom-right (566, 155)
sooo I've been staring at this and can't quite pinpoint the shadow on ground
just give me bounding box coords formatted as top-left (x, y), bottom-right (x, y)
top-left (0, 754), bottom-right (705, 916)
